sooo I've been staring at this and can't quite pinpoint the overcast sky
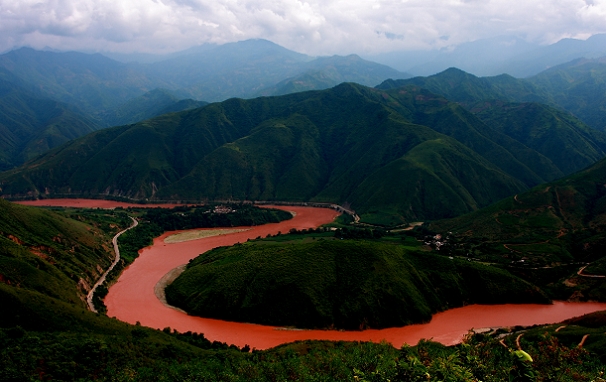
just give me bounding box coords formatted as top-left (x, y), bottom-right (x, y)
top-left (1, 0), bottom-right (606, 56)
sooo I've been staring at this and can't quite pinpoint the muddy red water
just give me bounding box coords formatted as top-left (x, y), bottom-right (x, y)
top-left (22, 199), bottom-right (606, 350)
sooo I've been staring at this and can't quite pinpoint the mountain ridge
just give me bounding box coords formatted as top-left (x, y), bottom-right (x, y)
top-left (2, 83), bottom-right (600, 225)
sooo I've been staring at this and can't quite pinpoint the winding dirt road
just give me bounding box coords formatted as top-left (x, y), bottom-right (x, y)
top-left (86, 216), bottom-right (138, 312)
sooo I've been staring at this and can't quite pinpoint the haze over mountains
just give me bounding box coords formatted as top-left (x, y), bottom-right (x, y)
top-left (368, 34), bottom-right (606, 78)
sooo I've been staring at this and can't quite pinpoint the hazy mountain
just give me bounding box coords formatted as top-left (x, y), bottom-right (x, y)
top-left (0, 79), bottom-right (101, 171)
top-left (496, 34), bottom-right (606, 78)
top-left (98, 88), bottom-right (208, 127)
top-left (2, 83), bottom-right (599, 225)
top-left (0, 47), bottom-right (166, 116)
top-left (0, 40), bottom-right (408, 126)
top-left (405, 36), bottom-right (538, 77)
top-left (258, 54), bottom-right (410, 96)
top-left (368, 34), bottom-right (606, 78)
top-left (145, 40), bottom-right (409, 101)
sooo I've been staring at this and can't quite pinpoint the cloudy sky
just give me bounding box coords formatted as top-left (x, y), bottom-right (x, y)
top-left (1, 0), bottom-right (605, 56)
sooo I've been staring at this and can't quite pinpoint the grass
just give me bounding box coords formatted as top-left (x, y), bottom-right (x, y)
top-left (166, 238), bottom-right (549, 330)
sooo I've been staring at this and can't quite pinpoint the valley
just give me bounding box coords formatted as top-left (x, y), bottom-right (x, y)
top-left (4, 37), bottom-right (606, 380)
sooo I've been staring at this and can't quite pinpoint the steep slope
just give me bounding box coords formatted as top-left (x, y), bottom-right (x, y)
top-left (379, 62), bottom-right (606, 134)
top-left (377, 69), bottom-right (606, 176)
top-left (428, 156), bottom-right (606, 301)
top-left (527, 57), bottom-right (606, 131)
top-left (1, 83), bottom-right (544, 223)
top-left (0, 199), bottom-right (116, 305)
top-left (434, 156), bottom-right (606, 240)
top-left (0, 79), bottom-right (101, 171)
top-left (471, 101), bottom-right (606, 174)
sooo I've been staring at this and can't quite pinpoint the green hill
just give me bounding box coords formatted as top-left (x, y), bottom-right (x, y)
top-left (377, 69), bottom-right (606, 176)
top-left (527, 57), bottom-right (606, 131)
top-left (470, 101), bottom-right (606, 174)
top-left (376, 68), bottom-right (548, 106)
top-left (378, 61), bottom-right (606, 133)
top-left (166, 239), bottom-right (548, 330)
top-left (0, 80), bottom-right (101, 171)
top-left (429, 156), bottom-right (606, 301)
top-left (0, 199), bottom-right (120, 305)
top-left (4, 82), bottom-right (592, 224)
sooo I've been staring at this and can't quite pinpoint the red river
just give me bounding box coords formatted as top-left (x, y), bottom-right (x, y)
top-left (18, 199), bottom-right (606, 350)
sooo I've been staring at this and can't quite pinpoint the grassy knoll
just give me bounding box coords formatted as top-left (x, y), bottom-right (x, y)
top-left (166, 239), bottom-right (548, 330)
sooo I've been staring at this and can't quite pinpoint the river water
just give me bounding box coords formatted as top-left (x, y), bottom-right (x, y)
top-left (18, 199), bottom-right (606, 350)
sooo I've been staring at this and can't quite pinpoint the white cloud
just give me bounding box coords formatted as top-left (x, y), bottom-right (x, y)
top-left (1, 0), bottom-right (606, 55)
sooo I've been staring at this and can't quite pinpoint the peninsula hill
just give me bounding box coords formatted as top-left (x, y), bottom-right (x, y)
top-left (2, 83), bottom-right (603, 225)
top-left (165, 240), bottom-right (549, 330)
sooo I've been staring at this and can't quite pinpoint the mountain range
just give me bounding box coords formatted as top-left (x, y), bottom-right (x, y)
top-left (368, 33), bottom-right (606, 78)
top-left (3, 82), bottom-right (605, 225)
top-left (2, 37), bottom-right (606, 226)
top-left (378, 59), bottom-right (606, 132)
top-left (0, 40), bottom-right (408, 127)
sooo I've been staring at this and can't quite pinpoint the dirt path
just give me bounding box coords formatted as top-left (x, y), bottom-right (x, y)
top-left (577, 265), bottom-right (606, 278)
top-left (86, 217), bottom-right (138, 312)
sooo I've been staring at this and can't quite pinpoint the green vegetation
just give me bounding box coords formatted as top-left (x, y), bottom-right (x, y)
top-left (0, 79), bottom-right (101, 171)
top-left (378, 59), bottom-right (606, 134)
top-left (377, 69), bottom-right (606, 178)
top-left (3, 82), bottom-right (581, 224)
top-left (471, 100), bottom-right (606, 175)
top-left (166, 239), bottom-right (548, 330)
top-left (429, 156), bottom-right (606, 301)
top-left (0, 200), bottom-right (605, 381)
top-left (0, 199), bottom-right (119, 306)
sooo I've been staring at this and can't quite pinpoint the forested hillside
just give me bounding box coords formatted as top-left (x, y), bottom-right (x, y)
top-left (4, 83), bottom-right (599, 224)
top-left (0, 80), bottom-right (101, 171)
